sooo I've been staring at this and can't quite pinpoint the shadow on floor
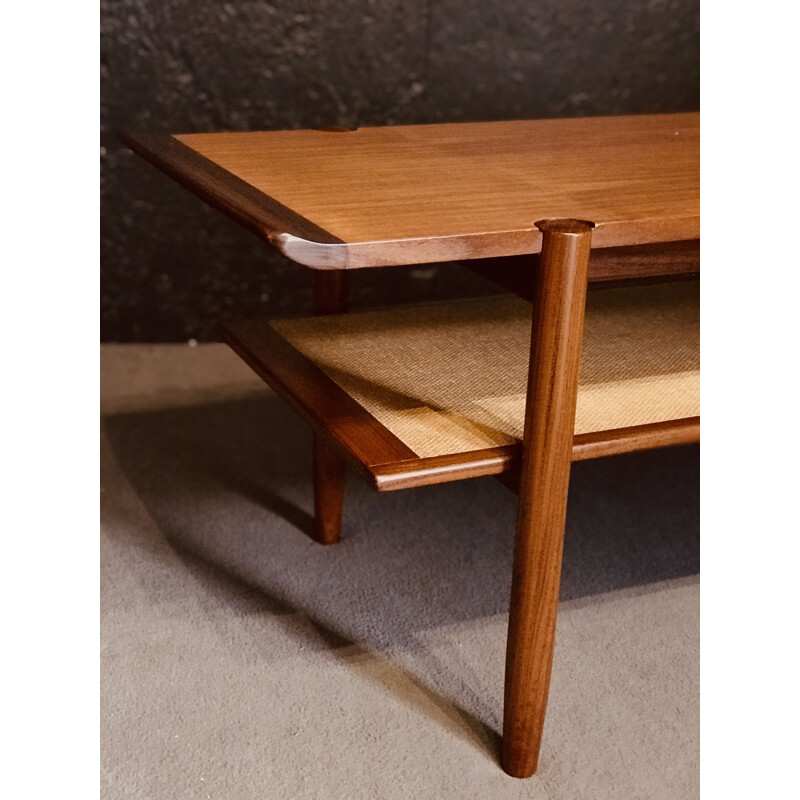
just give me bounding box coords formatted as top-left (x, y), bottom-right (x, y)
top-left (102, 393), bottom-right (698, 749)
top-left (103, 394), bottom-right (698, 636)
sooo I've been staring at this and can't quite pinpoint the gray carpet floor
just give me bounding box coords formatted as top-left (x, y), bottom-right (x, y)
top-left (101, 343), bottom-right (699, 800)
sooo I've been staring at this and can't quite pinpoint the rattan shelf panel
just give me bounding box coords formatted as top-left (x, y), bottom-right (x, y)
top-left (223, 281), bottom-right (699, 490)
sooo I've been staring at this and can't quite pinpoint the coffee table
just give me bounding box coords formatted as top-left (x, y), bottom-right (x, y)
top-left (123, 112), bottom-right (699, 778)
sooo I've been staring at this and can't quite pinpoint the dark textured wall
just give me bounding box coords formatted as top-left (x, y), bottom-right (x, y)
top-left (101, 0), bottom-right (699, 342)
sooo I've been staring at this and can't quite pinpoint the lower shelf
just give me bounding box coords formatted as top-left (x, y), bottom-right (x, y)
top-left (222, 281), bottom-right (699, 491)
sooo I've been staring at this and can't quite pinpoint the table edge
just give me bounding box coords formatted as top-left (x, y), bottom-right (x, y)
top-left (121, 122), bottom-right (699, 270)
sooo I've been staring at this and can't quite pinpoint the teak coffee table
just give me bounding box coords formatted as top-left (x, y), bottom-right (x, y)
top-left (123, 112), bottom-right (700, 778)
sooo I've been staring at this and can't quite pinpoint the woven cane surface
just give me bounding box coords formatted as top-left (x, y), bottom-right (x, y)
top-left (272, 282), bottom-right (699, 458)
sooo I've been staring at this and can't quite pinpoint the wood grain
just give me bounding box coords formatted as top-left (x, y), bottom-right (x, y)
top-left (371, 418), bottom-right (700, 491)
top-left (125, 114), bottom-right (699, 268)
top-left (372, 448), bottom-right (517, 490)
top-left (571, 416), bottom-right (700, 461)
top-left (464, 239), bottom-right (700, 297)
top-left (120, 130), bottom-right (344, 263)
top-left (220, 318), bottom-right (418, 483)
top-left (310, 270), bottom-right (351, 544)
top-left (312, 430), bottom-right (346, 545)
top-left (502, 219), bottom-right (593, 778)
top-left (313, 269), bottom-right (350, 315)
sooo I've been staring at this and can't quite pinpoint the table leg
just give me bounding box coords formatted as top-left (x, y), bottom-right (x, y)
top-left (313, 269), bottom-right (350, 317)
top-left (311, 270), bottom-right (350, 544)
top-left (502, 219), bottom-right (594, 777)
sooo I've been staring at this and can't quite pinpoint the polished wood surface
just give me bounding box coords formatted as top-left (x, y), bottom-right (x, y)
top-left (221, 318), bottom-right (418, 481)
top-left (375, 418), bottom-right (700, 491)
top-left (310, 270), bottom-right (351, 544)
top-left (312, 431), bottom-right (346, 545)
top-left (124, 113), bottom-right (699, 268)
top-left (120, 130), bottom-right (343, 251)
top-left (464, 239), bottom-right (700, 298)
top-left (571, 416), bottom-right (700, 461)
top-left (313, 269), bottom-right (350, 315)
top-left (501, 220), bottom-right (593, 777)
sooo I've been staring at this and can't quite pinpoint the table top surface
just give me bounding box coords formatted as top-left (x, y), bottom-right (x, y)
top-left (124, 112), bottom-right (699, 269)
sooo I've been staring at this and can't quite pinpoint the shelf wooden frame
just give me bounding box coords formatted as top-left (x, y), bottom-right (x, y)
top-left (221, 314), bottom-right (699, 493)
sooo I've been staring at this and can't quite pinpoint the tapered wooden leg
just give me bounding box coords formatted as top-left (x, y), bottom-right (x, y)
top-left (313, 269), bottom-right (350, 317)
top-left (310, 270), bottom-right (350, 544)
top-left (502, 219), bottom-right (594, 778)
top-left (312, 433), bottom-right (346, 545)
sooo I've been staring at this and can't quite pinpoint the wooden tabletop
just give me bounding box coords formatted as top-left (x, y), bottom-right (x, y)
top-left (123, 112), bottom-right (699, 270)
